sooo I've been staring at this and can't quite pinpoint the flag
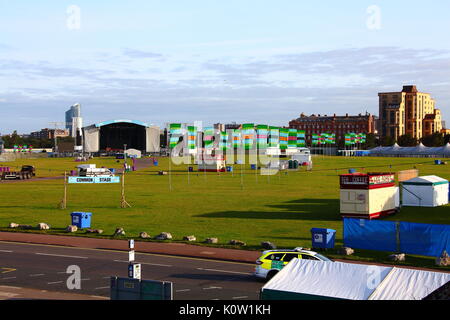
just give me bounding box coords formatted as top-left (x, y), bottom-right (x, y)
top-left (256, 125), bottom-right (269, 149)
top-left (269, 126), bottom-right (279, 148)
top-left (279, 128), bottom-right (289, 150)
top-left (203, 127), bottom-right (215, 149)
top-left (169, 123), bottom-right (182, 149)
top-left (233, 129), bottom-right (241, 148)
top-left (219, 131), bottom-right (230, 151)
top-left (242, 123), bottom-right (255, 150)
top-left (187, 126), bottom-right (197, 150)
top-left (288, 129), bottom-right (297, 148)
top-left (297, 130), bottom-right (306, 147)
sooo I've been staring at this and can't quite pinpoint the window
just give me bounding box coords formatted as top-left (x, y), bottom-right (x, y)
top-left (283, 253), bottom-right (300, 262)
top-left (301, 254), bottom-right (320, 261)
top-left (265, 253), bottom-right (284, 261)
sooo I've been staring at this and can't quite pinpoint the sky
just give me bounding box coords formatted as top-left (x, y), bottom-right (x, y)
top-left (1, 0), bottom-right (450, 134)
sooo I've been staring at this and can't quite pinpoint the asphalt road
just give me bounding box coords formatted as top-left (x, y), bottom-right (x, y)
top-left (0, 241), bottom-right (264, 300)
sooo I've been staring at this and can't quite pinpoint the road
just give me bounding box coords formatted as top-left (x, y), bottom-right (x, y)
top-left (0, 241), bottom-right (264, 300)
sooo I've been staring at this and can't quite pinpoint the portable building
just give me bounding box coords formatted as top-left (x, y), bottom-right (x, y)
top-left (402, 175), bottom-right (449, 207)
top-left (260, 259), bottom-right (450, 300)
top-left (340, 173), bottom-right (399, 219)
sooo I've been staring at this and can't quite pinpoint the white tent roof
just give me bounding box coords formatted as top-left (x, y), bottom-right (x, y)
top-left (403, 175), bottom-right (448, 185)
top-left (369, 143), bottom-right (450, 156)
top-left (262, 259), bottom-right (450, 300)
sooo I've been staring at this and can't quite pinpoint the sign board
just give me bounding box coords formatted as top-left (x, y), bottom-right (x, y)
top-left (128, 263), bottom-right (141, 280)
top-left (129, 250), bottom-right (135, 262)
top-left (340, 173), bottom-right (395, 190)
top-left (68, 176), bottom-right (120, 184)
top-left (129, 239), bottom-right (135, 249)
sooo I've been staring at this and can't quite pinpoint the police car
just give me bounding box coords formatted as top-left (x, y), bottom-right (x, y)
top-left (254, 247), bottom-right (332, 280)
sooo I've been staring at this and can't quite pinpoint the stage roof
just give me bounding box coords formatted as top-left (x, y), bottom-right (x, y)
top-left (95, 119), bottom-right (149, 128)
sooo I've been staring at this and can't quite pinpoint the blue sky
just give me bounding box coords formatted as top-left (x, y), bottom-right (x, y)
top-left (1, 0), bottom-right (450, 133)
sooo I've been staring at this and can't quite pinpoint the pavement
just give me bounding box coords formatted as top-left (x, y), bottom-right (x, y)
top-left (0, 231), bottom-right (261, 264)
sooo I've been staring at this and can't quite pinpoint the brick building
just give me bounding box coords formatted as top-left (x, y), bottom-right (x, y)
top-left (30, 128), bottom-right (69, 140)
top-left (289, 112), bottom-right (376, 143)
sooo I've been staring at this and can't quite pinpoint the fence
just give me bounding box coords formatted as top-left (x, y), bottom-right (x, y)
top-left (343, 218), bottom-right (450, 257)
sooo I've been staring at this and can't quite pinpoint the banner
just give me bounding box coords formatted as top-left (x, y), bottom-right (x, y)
top-left (279, 128), bottom-right (289, 150)
top-left (256, 125), bottom-right (269, 149)
top-left (203, 127), bottom-right (215, 149)
top-left (232, 129), bottom-right (241, 148)
top-left (242, 123), bottom-right (255, 150)
top-left (297, 130), bottom-right (306, 148)
top-left (169, 123), bottom-right (182, 149)
top-left (187, 126), bottom-right (197, 150)
top-left (269, 126), bottom-right (279, 148)
top-left (219, 131), bottom-right (230, 151)
top-left (68, 176), bottom-right (120, 184)
top-left (288, 129), bottom-right (297, 149)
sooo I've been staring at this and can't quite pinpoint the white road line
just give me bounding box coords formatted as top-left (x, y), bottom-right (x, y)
top-left (0, 250), bottom-right (13, 253)
top-left (232, 296), bottom-right (249, 300)
top-left (175, 289), bottom-right (191, 293)
top-left (202, 286), bottom-right (222, 290)
top-left (197, 268), bottom-right (252, 275)
top-left (47, 281), bottom-right (63, 285)
top-left (36, 253), bottom-right (88, 259)
top-left (29, 274), bottom-right (45, 277)
top-left (95, 286), bottom-right (110, 290)
top-left (113, 260), bottom-right (172, 267)
top-left (0, 285), bottom-right (22, 290)
top-left (81, 278), bottom-right (90, 281)
top-left (90, 295), bottom-right (109, 300)
top-left (1, 277), bottom-right (16, 280)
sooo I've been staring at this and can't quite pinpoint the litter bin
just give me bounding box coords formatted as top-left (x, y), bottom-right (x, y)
top-left (435, 160), bottom-right (442, 165)
top-left (348, 168), bottom-right (357, 174)
top-left (153, 160), bottom-right (159, 166)
top-left (251, 164), bottom-right (257, 170)
top-left (188, 166), bottom-right (193, 172)
top-left (310, 228), bottom-right (336, 249)
top-left (71, 212), bottom-right (92, 229)
top-left (226, 166), bottom-right (233, 172)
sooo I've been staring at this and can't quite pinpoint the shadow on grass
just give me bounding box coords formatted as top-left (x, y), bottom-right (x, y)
top-left (195, 198), bottom-right (341, 221)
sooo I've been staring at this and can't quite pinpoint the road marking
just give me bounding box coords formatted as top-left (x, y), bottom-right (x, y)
top-left (81, 278), bottom-right (90, 281)
top-left (0, 285), bottom-right (22, 290)
top-left (113, 260), bottom-right (172, 267)
top-left (29, 274), bottom-right (45, 277)
top-left (1, 268), bottom-right (16, 274)
top-left (175, 289), bottom-right (191, 293)
top-left (0, 292), bottom-right (20, 298)
top-left (95, 286), bottom-right (110, 290)
top-left (202, 286), bottom-right (222, 290)
top-left (197, 268), bottom-right (252, 275)
top-left (0, 250), bottom-right (13, 253)
top-left (232, 296), bottom-right (249, 300)
top-left (35, 253), bottom-right (88, 259)
top-left (1, 277), bottom-right (16, 280)
top-left (0, 241), bottom-right (252, 266)
top-left (90, 295), bottom-right (109, 300)
top-left (47, 281), bottom-right (63, 285)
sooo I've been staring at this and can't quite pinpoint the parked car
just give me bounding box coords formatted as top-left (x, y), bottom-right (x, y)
top-left (254, 247), bottom-right (332, 280)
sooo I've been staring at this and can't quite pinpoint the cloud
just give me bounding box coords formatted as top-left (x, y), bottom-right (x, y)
top-left (122, 48), bottom-right (165, 59)
top-left (1, 46), bottom-right (450, 132)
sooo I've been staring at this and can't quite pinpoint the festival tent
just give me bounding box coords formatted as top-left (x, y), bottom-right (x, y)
top-left (401, 175), bottom-right (449, 207)
top-left (260, 259), bottom-right (450, 300)
top-left (369, 143), bottom-right (450, 157)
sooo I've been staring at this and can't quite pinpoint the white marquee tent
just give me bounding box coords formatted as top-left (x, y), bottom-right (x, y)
top-left (260, 259), bottom-right (450, 300)
top-left (369, 143), bottom-right (450, 158)
top-left (402, 175), bottom-right (449, 207)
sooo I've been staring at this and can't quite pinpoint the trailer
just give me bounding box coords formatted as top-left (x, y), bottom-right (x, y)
top-left (0, 165), bottom-right (35, 180)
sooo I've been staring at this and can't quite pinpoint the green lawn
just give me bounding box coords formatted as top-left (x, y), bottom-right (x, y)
top-left (0, 155), bottom-right (449, 270)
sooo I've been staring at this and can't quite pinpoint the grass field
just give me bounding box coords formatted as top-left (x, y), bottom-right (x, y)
top-left (1, 155), bottom-right (449, 269)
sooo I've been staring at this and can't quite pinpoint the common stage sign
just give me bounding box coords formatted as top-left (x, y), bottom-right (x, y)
top-left (68, 176), bottom-right (120, 184)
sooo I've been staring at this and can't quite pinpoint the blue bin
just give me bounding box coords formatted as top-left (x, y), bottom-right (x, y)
top-left (311, 228), bottom-right (336, 249)
top-left (226, 166), bottom-right (233, 172)
top-left (153, 160), bottom-right (159, 166)
top-left (435, 160), bottom-right (442, 165)
top-left (349, 168), bottom-right (356, 174)
top-left (71, 212), bottom-right (92, 229)
top-left (109, 168), bottom-right (116, 174)
top-left (251, 164), bottom-right (257, 170)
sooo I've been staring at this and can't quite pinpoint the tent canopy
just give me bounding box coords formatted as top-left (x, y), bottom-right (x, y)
top-left (261, 259), bottom-right (450, 300)
top-left (369, 143), bottom-right (450, 157)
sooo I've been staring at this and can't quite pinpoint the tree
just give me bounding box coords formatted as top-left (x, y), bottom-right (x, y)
top-left (397, 134), bottom-right (417, 147)
top-left (422, 132), bottom-right (444, 147)
top-left (363, 133), bottom-right (378, 149)
top-left (381, 135), bottom-right (395, 147)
